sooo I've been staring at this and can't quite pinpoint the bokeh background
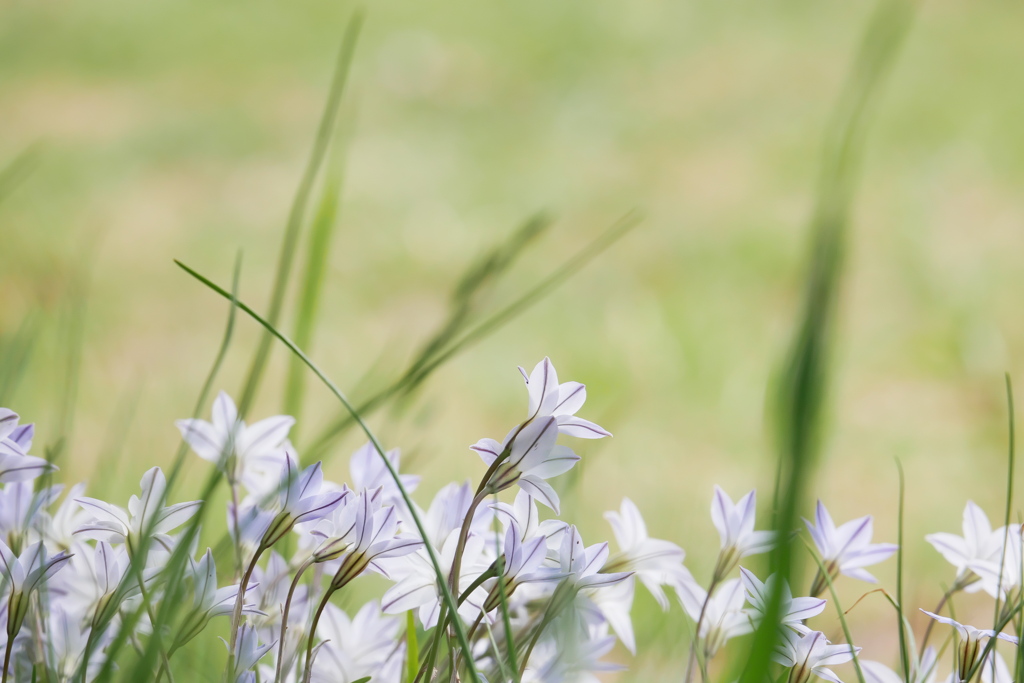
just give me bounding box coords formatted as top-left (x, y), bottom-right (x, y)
top-left (3, 0), bottom-right (1024, 677)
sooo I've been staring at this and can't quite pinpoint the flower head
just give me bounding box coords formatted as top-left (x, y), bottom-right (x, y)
top-left (926, 501), bottom-right (1004, 594)
top-left (176, 392), bottom-right (294, 493)
top-left (740, 567), bottom-right (825, 634)
top-left (519, 357), bottom-right (611, 438)
top-left (804, 500), bottom-right (897, 596)
top-left (710, 486), bottom-right (774, 579)
top-left (773, 630), bottom-right (859, 683)
top-left (920, 610), bottom-right (1017, 682)
top-left (603, 497), bottom-right (687, 609)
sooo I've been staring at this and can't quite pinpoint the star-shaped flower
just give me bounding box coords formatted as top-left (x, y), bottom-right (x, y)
top-left (920, 610), bottom-right (1017, 682)
top-left (602, 497), bottom-right (686, 610)
top-left (804, 500), bottom-right (897, 596)
top-left (176, 392), bottom-right (294, 494)
top-left (773, 630), bottom-right (859, 683)
top-left (925, 501), bottom-right (1004, 594)
top-left (710, 486), bottom-right (774, 580)
top-left (75, 467), bottom-right (201, 553)
top-left (519, 357), bottom-right (611, 438)
top-left (0, 409), bottom-right (54, 483)
top-left (740, 567), bottom-right (825, 634)
top-left (675, 576), bottom-right (753, 660)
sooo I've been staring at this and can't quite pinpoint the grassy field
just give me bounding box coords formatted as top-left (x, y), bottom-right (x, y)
top-left (3, 0), bottom-right (1024, 677)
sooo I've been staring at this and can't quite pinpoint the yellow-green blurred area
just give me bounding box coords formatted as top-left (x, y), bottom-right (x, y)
top-left (3, 0), bottom-right (1024, 677)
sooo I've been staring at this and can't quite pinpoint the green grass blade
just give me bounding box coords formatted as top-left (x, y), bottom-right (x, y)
top-left (738, 1), bottom-right (915, 678)
top-left (0, 312), bottom-right (40, 406)
top-left (305, 211), bottom-right (636, 461)
top-left (0, 145), bottom-right (40, 206)
top-left (237, 9), bottom-right (364, 416)
top-left (94, 254), bottom-right (243, 683)
top-left (405, 611), bottom-right (420, 683)
top-left (895, 458), bottom-right (910, 681)
top-left (175, 258), bottom-right (483, 683)
top-left (283, 133), bottom-right (350, 428)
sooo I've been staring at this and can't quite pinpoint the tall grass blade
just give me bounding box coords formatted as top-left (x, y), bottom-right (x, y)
top-left (283, 128), bottom-right (351, 428)
top-left (176, 258), bottom-right (483, 683)
top-left (238, 10), bottom-right (364, 416)
top-left (738, 0), bottom-right (915, 678)
top-left (896, 458), bottom-right (910, 681)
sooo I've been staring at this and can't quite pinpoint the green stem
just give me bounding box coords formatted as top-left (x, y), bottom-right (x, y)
top-left (277, 557), bottom-right (314, 682)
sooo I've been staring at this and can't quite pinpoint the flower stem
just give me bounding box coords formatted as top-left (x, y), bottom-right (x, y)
top-left (683, 573), bottom-right (721, 683)
top-left (227, 548), bottom-right (263, 676)
top-left (276, 557), bottom-right (314, 683)
top-left (302, 588), bottom-right (335, 683)
top-left (2, 635), bottom-right (12, 683)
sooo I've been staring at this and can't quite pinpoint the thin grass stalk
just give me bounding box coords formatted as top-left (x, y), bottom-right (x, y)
top-left (304, 212), bottom-right (634, 461)
top-left (896, 458), bottom-right (910, 681)
top-left (238, 11), bottom-right (363, 416)
top-left (993, 374), bottom-right (1016, 631)
top-left (803, 537), bottom-right (868, 683)
top-left (405, 610), bottom-right (420, 683)
top-left (176, 259), bottom-right (484, 683)
top-left (95, 255), bottom-right (243, 683)
top-left (283, 146), bottom-right (348, 427)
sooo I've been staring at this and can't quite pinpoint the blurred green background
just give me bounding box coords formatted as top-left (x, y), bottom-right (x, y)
top-left (3, 0), bottom-right (1024, 677)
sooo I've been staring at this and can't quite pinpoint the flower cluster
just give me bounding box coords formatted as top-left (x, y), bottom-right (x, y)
top-left (2, 358), bottom-right (1022, 683)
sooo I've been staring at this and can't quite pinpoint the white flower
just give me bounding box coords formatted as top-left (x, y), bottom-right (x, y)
top-left (74, 467), bottom-right (200, 553)
top-left (710, 486), bottom-right (774, 579)
top-left (919, 610), bottom-right (1017, 682)
top-left (602, 497), bottom-right (686, 609)
top-left (176, 391), bottom-right (294, 493)
top-left (559, 525), bottom-right (632, 591)
top-left (174, 548), bottom-right (263, 649)
top-left (773, 630), bottom-right (859, 683)
top-left (926, 501), bottom-right (1005, 593)
top-left (348, 441), bottom-right (419, 506)
top-left (309, 602), bottom-right (402, 683)
top-left (0, 409), bottom-right (54, 483)
top-left (471, 417), bottom-right (579, 513)
top-left (518, 357), bottom-right (611, 438)
top-left (231, 455), bottom-right (345, 551)
top-left (676, 576), bottom-right (753, 659)
top-left (223, 624), bottom-right (275, 683)
top-left (740, 567), bottom-right (825, 634)
top-left (480, 519), bottom-right (559, 614)
top-left (0, 540), bottom-right (73, 638)
top-left (804, 500), bottom-right (897, 595)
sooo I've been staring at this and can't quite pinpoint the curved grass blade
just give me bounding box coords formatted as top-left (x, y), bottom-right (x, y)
top-left (238, 9), bottom-right (364, 416)
top-left (175, 258), bottom-right (483, 683)
top-left (895, 458), bottom-right (910, 681)
top-left (305, 211), bottom-right (636, 461)
top-left (993, 374), bottom-right (1015, 630)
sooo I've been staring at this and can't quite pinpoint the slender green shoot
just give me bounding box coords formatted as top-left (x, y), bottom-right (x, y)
top-left (994, 374), bottom-right (1016, 630)
top-left (175, 258), bottom-right (483, 683)
top-left (801, 538), bottom-right (867, 683)
top-left (238, 9), bottom-right (364, 417)
top-left (895, 458), bottom-right (910, 682)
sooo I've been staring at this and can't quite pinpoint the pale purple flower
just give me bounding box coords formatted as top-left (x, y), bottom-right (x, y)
top-left (518, 357), bottom-right (611, 439)
top-left (773, 630), bottom-right (859, 683)
top-left (675, 576), bottom-right (753, 659)
top-left (920, 610), bottom-right (1017, 682)
top-left (233, 455), bottom-right (345, 551)
top-left (603, 497), bottom-right (686, 609)
top-left (804, 500), bottom-right (897, 595)
top-left (926, 501), bottom-right (1005, 594)
top-left (175, 548), bottom-right (263, 648)
top-left (710, 486), bottom-right (774, 579)
top-left (348, 441), bottom-right (419, 506)
top-left (972, 523), bottom-right (1024, 600)
top-left (0, 410), bottom-right (53, 483)
top-left (480, 519), bottom-right (559, 614)
top-left (521, 632), bottom-right (623, 683)
top-left (176, 391), bottom-right (294, 493)
top-left (492, 490), bottom-right (567, 563)
top-left (0, 480), bottom-right (62, 552)
top-left (308, 602), bottom-right (402, 683)
top-left (740, 567), bottom-right (825, 634)
top-left (558, 525), bottom-right (632, 591)
top-left (861, 647), bottom-right (939, 683)
top-left (324, 489), bottom-right (422, 590)
top-left (75, 467), bottom-right (200, 553)
top-left (45, 483), bottom-right (91, 553)
top-left (44, 606), bottom-right (108, 683)
top-left (0, 539), bottom-right (73, 637)
top-left (471, 416), bottom-right (579, 513)
top-left (223, 623), bottom-right (275, 683)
